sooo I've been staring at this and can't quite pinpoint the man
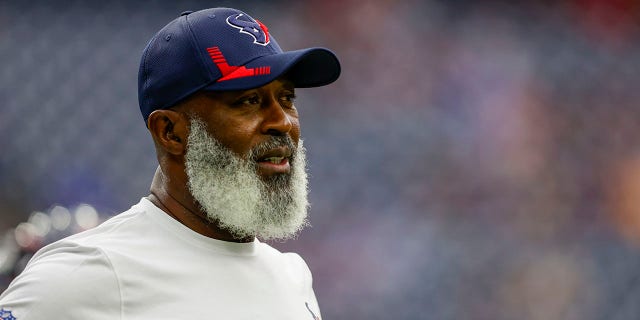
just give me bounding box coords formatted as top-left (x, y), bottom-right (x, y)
top-left (0, 7), bottom-right (340, 319)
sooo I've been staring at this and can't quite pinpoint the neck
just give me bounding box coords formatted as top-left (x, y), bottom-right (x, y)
top-left (147, 166), bottom-right (253, 243)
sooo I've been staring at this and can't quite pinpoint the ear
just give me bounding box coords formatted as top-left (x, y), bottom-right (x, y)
top-left (147, 110), bottom-right (189, 155)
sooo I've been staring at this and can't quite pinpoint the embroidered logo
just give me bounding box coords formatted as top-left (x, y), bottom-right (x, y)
top-left (226, 13), bottom-right (270, 46)
top-left (0, 308), bottom-right (16, 320)
top-left (206, 46), bottom-right (271, 82)
top-left (305, 302), bottom-right (321, 320)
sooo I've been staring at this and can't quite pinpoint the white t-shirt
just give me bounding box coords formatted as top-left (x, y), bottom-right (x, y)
top-left (0, 198), bottom-right (322, 320)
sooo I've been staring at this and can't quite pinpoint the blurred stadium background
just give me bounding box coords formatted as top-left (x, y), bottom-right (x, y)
top-left (1, 0), bottom-right (640, 319)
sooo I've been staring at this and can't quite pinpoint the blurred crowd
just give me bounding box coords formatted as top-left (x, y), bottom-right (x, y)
top-left (1, 0), bottom-right (640, 319)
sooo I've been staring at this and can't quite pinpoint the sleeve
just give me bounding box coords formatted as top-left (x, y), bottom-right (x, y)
top-left (0, 242), bottom-right (121, 320)
top-left (288, 252), bottom-right (322, 320)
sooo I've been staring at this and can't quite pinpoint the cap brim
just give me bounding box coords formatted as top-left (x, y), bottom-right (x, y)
top-left (202, 47), bottom-right (341, 91)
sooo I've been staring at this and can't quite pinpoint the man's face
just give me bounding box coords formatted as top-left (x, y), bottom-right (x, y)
top-left (183, 79), bottom-right (301, 180)
top-left (180, 79), bottom-right (309, 240)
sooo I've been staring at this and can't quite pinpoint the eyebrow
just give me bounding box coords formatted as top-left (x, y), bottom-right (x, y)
top-left (279, 78), bottom-right (295, 89)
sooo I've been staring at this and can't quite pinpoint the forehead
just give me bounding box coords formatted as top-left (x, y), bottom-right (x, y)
top-left (203, 78), bottom-right (294, 99)
top-left (173, 78), bottom-right (294, 111)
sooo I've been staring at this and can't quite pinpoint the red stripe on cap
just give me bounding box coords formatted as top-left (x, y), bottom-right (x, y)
top-left (206, 46), bottom-right (271, 82)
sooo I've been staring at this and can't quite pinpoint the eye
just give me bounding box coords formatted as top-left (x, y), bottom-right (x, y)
top-left (234, 94), bottom-right (261, 107)
top-left (279, 91), bottom-right (297, 108)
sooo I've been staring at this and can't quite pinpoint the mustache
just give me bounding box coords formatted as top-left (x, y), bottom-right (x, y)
top-left (249, 135), bottom-right (297, 163)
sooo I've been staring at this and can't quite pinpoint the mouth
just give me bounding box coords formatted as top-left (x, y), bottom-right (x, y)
top-left (255, 146), bottom-right (292, 176)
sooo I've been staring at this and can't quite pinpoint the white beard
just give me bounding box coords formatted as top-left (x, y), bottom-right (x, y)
top-left (184, 117), bottom-right (309, 241)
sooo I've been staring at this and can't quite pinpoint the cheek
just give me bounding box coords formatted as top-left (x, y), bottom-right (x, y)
top-left (208, 119), bottom-right (260, 158)
top-left (201, 111), bottom-right (302, 156)
top-left (290, 121), bottom-right (301, 144)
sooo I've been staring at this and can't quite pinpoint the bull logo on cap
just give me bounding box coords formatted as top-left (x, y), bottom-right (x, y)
top-left (226, 13), bottom-right (270, 46)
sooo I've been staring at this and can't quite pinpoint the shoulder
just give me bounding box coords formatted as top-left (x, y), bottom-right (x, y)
top-left (0, 242), bottom-right (121, 319)
top-left (255, 244), bottom-right (319, 307)
top-left (0, 201), bottom-right (152, 319)
top-left (58, 198), bottom-right (153, 251)
top-left (257, 242), bottom-right (314, 282)
top-left (284, 251), bottom-right (313, 278)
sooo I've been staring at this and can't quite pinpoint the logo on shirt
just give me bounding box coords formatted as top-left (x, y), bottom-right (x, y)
top-left (305, 302), bottom-right (321, 320)
top-left (0, 308), bottom-right (16, 320)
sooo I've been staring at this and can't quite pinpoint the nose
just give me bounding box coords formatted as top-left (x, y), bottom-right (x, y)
top-left (261, 97), bottom-right (295, 136)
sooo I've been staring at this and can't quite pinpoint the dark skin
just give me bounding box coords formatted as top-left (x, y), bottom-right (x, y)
top-left (145, 79), bottom-right (300, 242)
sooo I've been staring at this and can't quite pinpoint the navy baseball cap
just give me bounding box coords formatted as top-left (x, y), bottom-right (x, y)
top-left (138, 7), bottom-right (341, 125)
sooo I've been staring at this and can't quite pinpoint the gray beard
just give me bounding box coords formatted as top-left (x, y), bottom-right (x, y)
top-left (184, 117), bottom-right (309, 241)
